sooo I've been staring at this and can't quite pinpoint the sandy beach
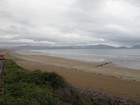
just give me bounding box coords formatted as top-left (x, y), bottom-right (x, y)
top-left (5, 51), bottom-right (140, 102)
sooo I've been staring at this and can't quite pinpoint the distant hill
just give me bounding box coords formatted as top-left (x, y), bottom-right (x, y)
top-left (131, 45), bottom-right (140, 49)
top-left (15, 44), bottom-right (130, 50)
top-left (15, 45), bottom-right (48, 50)
top-left (79, 44), bottom-right (116, 49)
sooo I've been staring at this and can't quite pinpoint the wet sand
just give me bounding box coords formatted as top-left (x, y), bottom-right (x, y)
top-left (5, 51), bottom-right (140, 102)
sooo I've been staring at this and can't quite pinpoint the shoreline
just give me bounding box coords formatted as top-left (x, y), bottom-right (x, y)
top-left (12, 51), bottom-right (140, 81)
top-left (16, 49), bottom-right (140, 70)
top-left (4, 51), bottom-right (140, 102)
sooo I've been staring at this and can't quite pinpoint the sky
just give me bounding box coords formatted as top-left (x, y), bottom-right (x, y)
top-left (0, 0), bottom-right (140, 47)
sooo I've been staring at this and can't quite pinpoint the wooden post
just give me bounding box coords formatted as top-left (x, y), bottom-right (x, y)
top-left (0, 54), bottom-right (4, 96)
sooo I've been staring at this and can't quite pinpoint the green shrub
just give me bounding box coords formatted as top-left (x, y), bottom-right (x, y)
top-left (41, 72), bottom-right (66, 89)
top-left (3, 60), bottom-right (69, 105)
top-left (1, 59), bottom-right (106, 105)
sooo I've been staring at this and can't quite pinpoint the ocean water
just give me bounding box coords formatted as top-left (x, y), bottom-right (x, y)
top-left (17, 49), bottom-right (140, 70)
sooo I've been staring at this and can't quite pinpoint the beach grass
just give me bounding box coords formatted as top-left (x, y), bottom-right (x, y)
top-left (0, 59), bottom-right (107, 105)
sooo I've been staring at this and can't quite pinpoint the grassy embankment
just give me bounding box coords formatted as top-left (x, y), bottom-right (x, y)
top-left (0, 59), bottom-right (107, 105)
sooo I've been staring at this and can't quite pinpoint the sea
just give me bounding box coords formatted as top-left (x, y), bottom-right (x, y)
top-left (17, 49), bottom-right (140, 70)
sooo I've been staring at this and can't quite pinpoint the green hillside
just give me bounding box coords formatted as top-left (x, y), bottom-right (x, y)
top-left (0, 59), bottom-right (106, 105)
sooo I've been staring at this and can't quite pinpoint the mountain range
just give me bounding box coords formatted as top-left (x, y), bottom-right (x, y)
top-left (14, 44), bottom-right (140, 50)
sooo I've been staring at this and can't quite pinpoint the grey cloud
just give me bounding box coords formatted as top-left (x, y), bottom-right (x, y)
top-left (0, 0), bottom-right (140, 47)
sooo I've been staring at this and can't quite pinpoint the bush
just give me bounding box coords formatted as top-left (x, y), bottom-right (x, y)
top-left (1, 59), bottom-right (106, 105)
top-left (42, 72), bottom-right (66, 89)
top-left (3, 60), bottom-right (69, 105)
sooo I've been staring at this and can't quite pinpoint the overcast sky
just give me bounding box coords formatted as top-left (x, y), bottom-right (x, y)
top-left (0, 0), bottom-right (140, 47)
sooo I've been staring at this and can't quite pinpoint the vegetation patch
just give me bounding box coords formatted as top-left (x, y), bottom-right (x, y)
top-left (1, 59), bottom-right (137, 105)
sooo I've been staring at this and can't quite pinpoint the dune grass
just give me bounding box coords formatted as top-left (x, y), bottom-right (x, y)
top-left (0, 59), bottom-right (105, 105)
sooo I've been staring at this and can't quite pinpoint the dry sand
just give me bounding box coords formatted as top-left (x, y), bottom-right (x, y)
top-left (5, 51), bottom-right (140, 102)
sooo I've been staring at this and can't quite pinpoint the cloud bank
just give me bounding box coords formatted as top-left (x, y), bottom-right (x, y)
top-left (0, 0), bottom-right (140, 47)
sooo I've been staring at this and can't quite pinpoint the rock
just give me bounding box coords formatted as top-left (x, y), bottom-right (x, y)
top-left (72, 87), bottom-right (140, 105)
